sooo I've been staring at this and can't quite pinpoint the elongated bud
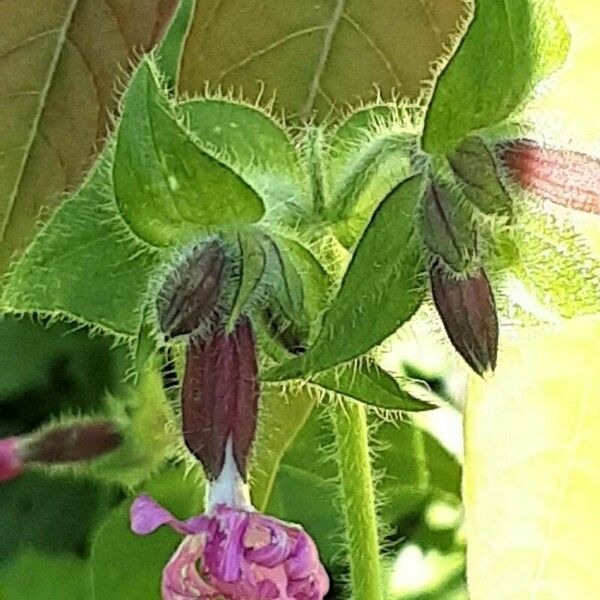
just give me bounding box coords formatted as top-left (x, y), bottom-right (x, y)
top-left (181, 317), bottom-right (259, 481)
top-left (430, 262), bottom-right (498, 376)
top-left (0, 421), bottom-right (122, 482)
top-left (448, 135), bottom-right (512, 217)
top-left (0, 438), bottom-right (24, 482)
top-left (421, 181), bottom-right (476, 272)
top-left (157, 240), bottom-right (227, 339)
top-left (499, 139), bottom-right (600, 215)
top-left (21, 421), bottom-right (122, 464)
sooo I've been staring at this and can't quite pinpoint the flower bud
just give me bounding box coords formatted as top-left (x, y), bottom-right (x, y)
top-left (21, 421), bottom-right (123, 464)
top-left (181, 317), bottom-right (259, 480)
top-left (430, 262), bottom-right (498, 376)
top-left (421, 181), bottom-right (476, 272)
top-left (448, 135), bottom-right (512, 217)
top-left (157, 240), bottom-right (227, 339)
top-left (0, 438), bottom-right (24, 482)
top-left (499, 139), bottom-right (600, 215)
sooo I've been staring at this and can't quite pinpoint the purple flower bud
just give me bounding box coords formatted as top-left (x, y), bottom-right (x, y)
top-left (430, 262), bottom-right (498, 376)
top-left (421, 181), bottom-right (476, 272)
top-left (157, 240), bottom-right (227, 339)
top-left (130, 495), bottom-right (330, 600)
top-left (182, 317), bottom-right (259, 481)
top-left (499, 139), bottom-right (600, 215)
top-left (21, 421), bottom-right (122, 464)
top-left (0, 438), bottom-right (24, 482)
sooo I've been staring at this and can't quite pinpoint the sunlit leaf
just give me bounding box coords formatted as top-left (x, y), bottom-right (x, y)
top-left (179, 0), bottom-right (466, 120)
top-left (267, 175), bottom-right (426, 380)
top-left (0, 0), bottom-right (178, 276)
top-left (423, 0), bottom-right (570, 153)
top-left (465, 318), bottom-right (600, 599)
top-left (113, 59), bottom-right (265, 247)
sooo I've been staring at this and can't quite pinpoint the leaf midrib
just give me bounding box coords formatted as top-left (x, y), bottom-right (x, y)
top-left (0, 0), bottom-right (80, 243)
top-left (301, 0), bottom-right (347, 119)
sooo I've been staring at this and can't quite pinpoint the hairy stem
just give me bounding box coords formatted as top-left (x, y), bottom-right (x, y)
top-left (332, 399), bottom-right (383, 600)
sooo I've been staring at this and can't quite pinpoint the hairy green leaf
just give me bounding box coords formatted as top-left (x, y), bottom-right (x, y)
top-left (423, 0), bottom-right (570, 153)
top-left (267, 175), bottom-right (426, 380)
top-left (0, 0), bottom-right (178, 276)
top-left (179, 0), bottom-right (466, 120)
top-left (311, 361), bottom-right (435, 412)
top-left (1, 153), bottom-right (162, 339)
top-left (113, 59), bottom-right (265, 247)
top-left (179, 99), bottom-right (306, 217)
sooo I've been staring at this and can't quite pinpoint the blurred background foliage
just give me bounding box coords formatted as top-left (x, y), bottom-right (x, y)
top-left (0, 0), bottom-right (599, 598)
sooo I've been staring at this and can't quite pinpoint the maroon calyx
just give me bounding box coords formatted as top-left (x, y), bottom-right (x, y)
top-left (181, 317), bottom-right (259, 480)
top-left (430, 262), bottom-right (498, 376)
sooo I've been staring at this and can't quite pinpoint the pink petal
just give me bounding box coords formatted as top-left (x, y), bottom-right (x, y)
top-left (203, 506), bottom-right (249, 582)
top-left (130, 495), bottom-right (210, 536)
top-left (162, 535), bottom-right (220, 600)
top-left (244, 514), bottom-right (295, 568)
top-left (0, 437), bottom-right (23, 482)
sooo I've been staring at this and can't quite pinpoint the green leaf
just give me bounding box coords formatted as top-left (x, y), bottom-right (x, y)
top-left (91, 466), bottom-right (204, 600)
top-left (179, 0), bottom-right (466, 120)
top-left (325, 106), bottom-right (416, 222)
top-left (0, 471), bottom-right (116, 564)
top-left (156, 0), bottom-right (196, 89)
top-left (511, 207), bottom-right (600, 317)
top-left (423, 0), bottom-right (570, 153)
top-left (1, 153), bottom-right (161, 339)
top-left (311, 361), bottom-right (435, 412)
top-left (251, 384), bottom-right (317, 511)
top-left (226, 232), bottom-right (267, 331)
top-left (113, 59), bottom-right (265, 247)
top-left (447, 135), bottom-right (512, 216)
top-left (261, 233), bottom-right (330, 347)
top-left (0, 550), bottom-right (92, 600)
top-left (180, 99), bottom-right (306, 216)
top-left (0, 316), bottom-right (118, 402)
top-left (465, 318), bottom-right (600, 599)
top-left (0, 0), bottom-right (178, 276)
top-left (267, 175), bottom-right (426, 380)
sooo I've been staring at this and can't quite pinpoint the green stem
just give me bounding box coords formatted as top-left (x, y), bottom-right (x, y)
top-left (332, 400), bottom-right (383, 600)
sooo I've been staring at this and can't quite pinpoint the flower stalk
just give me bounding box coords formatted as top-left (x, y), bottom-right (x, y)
top-left (332, 400), bottom-right (383, 600)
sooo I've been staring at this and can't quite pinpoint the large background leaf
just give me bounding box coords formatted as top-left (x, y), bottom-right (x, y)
top-left (465, 318), bottom-right (600, 599)
top-left (178, 0), bottom-right (466, 120)
top-left (422, 0), bottom-right (569, 153)
top-left (0, 0), bottom-right (178, 275)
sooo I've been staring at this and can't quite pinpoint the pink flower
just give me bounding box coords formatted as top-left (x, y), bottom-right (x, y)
top-left (0, 437), bottom-right (23, 482)
top-left (499, 140), bottom-right (600, 215)
top-left (130, 495), bottom-right (330, 600)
